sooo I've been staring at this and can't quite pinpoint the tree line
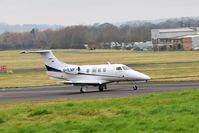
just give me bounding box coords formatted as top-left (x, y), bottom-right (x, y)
top-left (1, 17), bottom-right (199, 50)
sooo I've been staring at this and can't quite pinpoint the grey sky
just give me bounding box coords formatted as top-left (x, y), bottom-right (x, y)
top-left (0, 0), bottom-right (198, 25)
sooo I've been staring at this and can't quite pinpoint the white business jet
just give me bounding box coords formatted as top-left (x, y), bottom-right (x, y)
top-left (22, 50), bottom-right (151, 93)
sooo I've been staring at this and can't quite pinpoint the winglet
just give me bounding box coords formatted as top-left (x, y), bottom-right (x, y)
top-left (107, 61), bottom-right (111, 65)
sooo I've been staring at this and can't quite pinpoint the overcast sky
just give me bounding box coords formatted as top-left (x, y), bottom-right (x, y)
top-left (0, 0), bottom-right (198, 25)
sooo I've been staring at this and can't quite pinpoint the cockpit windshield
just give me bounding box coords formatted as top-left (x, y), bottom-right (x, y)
top-left (122, 65), bottom-right (131, 70)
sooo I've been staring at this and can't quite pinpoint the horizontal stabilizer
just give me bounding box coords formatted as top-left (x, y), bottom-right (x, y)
top-left (20, 50), bottom-right (51, 54)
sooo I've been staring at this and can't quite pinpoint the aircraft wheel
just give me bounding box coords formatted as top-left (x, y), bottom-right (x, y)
top-left (98, 85), bottom-right (104, 92)
top-left (80, 87), bottom-right (87, 93)
top-left (133, 85), bottom-right (138, 90)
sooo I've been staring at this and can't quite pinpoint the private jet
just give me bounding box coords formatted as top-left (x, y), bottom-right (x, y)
top-left (22, 50), bottom-right (151, 93)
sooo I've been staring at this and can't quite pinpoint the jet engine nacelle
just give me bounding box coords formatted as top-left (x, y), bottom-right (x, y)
top-left (62, 66), bottom-right (80, 74)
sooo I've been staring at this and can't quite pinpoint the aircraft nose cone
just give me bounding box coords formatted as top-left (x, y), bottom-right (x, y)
top-left (139, 72), bottom-right (151, 81)
top-left (127, 70), bottom-right (151, 81)
top-left (143, 74), bottom-right (151, 80)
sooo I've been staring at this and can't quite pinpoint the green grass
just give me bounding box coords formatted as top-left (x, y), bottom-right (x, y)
top-left (1, 49), bottom-right (199, 88)
top-left (0, 90), bottom-right (199, 132)
top-left (0, 72), bottom-right (56, 88)
top-left (1, 49), bottom-right (199, 70)
top-left (28, 109), bottom-right (52, 117)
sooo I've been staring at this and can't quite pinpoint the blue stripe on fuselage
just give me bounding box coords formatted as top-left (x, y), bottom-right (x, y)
top-left (45, 65), bottom-right (62, 72)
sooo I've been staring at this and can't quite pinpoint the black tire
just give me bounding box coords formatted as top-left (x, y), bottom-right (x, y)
top-left (80, 88), bottom-right (85, 93)
top-left (133, 85), bottom-right (138, 90)
top-left (98, 85), bottom-right (104, 92)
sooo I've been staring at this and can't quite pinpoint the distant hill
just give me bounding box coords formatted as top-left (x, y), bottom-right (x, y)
top-left (114, 16), bottom-right (199, 27)
top-left (1, 16), bottom-right (199, 50)
top-left (0, 23), bottom-right (63, 33)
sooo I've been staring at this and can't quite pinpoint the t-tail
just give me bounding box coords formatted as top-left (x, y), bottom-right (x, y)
top-left (21, 50), bottom-right (67, 72)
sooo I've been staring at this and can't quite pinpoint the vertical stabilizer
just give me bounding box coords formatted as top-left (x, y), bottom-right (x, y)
top-left (21, 50), bottom-right (67, 72)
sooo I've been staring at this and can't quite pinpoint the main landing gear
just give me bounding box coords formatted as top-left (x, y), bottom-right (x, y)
top-left (98, 84), bottom-right (107, 92)
top-left (80, 86), bottom-right (87, 93)
top-left (80, 84), bottom-right (107, 93)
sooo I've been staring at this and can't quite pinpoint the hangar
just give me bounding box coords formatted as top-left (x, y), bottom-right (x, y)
top-left (151, 28), bottom-right (199, 51)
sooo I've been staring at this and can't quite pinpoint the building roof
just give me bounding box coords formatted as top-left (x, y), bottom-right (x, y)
top-left (174, 34), bottom-right (199, 39)
top-left (159, 28), bottom-right (196, 33)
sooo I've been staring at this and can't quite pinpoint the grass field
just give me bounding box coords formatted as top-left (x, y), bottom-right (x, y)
top-left (1, 50), bottom-right (199, 133)
top-left (1, 49), bottom-right (199, 70)
top-left (0, 72), bottom-right (56, 88)
top-left (1, 49), bottom-right (199, 88)
top-left (0, 89), bottom-right (199, 133)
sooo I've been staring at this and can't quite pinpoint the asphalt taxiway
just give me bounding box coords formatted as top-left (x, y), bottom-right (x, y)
top-left (0, 82), bottom-right (199, 102)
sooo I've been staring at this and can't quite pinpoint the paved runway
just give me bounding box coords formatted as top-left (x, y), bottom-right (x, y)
top-left (0, 82), bottom-right (199, 102)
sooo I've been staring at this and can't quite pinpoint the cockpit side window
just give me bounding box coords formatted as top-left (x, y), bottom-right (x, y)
top-left (116, 67), bottom-right (122, 70)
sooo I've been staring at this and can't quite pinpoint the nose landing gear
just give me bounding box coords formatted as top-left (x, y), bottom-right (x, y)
top-left (133, 85), bottom-right (138, 90)
top-left (132, 81), bottom-right (138, 90)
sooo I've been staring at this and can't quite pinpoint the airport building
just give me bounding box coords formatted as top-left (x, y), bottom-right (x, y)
top-left (151, 28), bottom-right (199, 51)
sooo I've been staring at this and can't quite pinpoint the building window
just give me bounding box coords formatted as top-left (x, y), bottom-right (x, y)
top-left (178, 44), bottom-right (181, 49)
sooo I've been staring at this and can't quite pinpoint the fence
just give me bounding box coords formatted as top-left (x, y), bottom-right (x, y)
top-left (0, 65), bottom-right (8, 71)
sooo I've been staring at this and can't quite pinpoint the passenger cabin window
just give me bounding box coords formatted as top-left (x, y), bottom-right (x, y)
top-left (98, 68), bottom-right (101, 72)
top-left (92, 68), bottom-right (96, 72)
top-left (86, 69), bottom-right (89, 73)
top-left (116, 67), bottom-right (122, 70)
top-left (103, 68), bottom-right (106, 72)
